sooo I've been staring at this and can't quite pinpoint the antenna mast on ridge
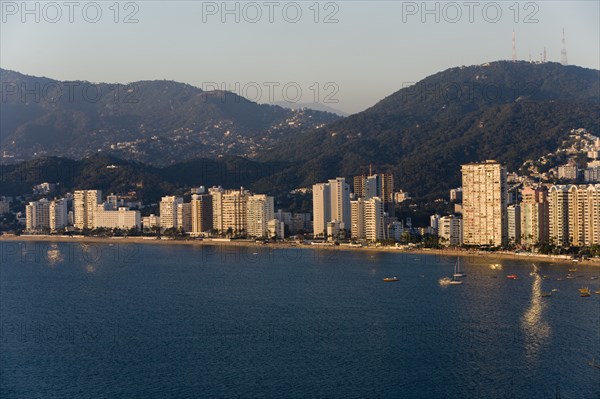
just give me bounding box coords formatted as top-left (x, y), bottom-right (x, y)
top-left (512, 30), bottom-right (517, 62)
top-left (560, 28), bottom-right (568, 65)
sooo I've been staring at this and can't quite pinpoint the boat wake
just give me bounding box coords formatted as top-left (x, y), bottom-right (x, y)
top-left (438, 277), bottom-right (452, 287)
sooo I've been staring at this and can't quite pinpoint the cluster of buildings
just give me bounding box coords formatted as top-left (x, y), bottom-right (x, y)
top-left (431, 160), bottom-right (600, 248)
top-left (147, 187), bottom-right (311, 238)
top-left (312, 172), bottom-right (401, 242)
top-left (24, 187), bottom-right (311, 239)
top-left (19, 153), bottom-right (600, 250)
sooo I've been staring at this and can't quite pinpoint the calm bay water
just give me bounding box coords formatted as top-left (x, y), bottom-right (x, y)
top-left (1, 241), bottom-right (599, 398)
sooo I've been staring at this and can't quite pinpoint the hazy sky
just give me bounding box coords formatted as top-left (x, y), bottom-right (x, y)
top-left (1, 1), bottom-right (599, 114)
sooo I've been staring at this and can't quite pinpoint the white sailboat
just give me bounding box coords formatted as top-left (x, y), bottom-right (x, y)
top-left (449, 257), bottom-right (464, 284)
top-left (453, 257), bottom-right (466, 278)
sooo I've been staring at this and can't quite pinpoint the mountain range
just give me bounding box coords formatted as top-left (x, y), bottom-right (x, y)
top-left (0, 69), bottom-right (341, 165)
top-left (258, 61), bottom-right (600, 198)
top-left (2, 61), bottom-right (599, 201)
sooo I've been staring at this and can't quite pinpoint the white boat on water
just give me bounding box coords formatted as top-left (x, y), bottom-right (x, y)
top-left (453, 257), bottom-right (466, 278)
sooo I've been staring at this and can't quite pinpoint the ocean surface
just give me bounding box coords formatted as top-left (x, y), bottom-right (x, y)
top-left (1, 241), bottom-right (599, 398)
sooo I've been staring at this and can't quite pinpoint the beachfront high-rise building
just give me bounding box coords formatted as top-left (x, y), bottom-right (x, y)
top-left (74, 190), bottom-right (102, 229)
top-left (461, 161), bottom-right (508, 247)
top-left (312, 183), bottom-right (331, 238)
top-left (26, 199), bottom-right (50, 231)
top-left (350, 198), bottom-right (365, 239)
top-left (438, 215), bottom-right (463, 246)
top-left (350, 197), bottom-right (385, 241)
top-left (94, 206), bottom-right (141, 230)
top-left (142, 214), bottom-right (160, 231)
top-left (177, 202), bottom-right (192, 233)
top-left (354, 173), bottom-right (394, 213)
top-left (190, 194), bottom-right (212, 236)
top-left (221, 189), bottom-right (249, 235)
top-left (313, 178), bottom-right (351, 238)
top-left (520, 186), bottom-right (549, 246)
top-left (246, 194), bottom-right (274, 238)
top-left (49, 199), bottom-right (68, 231)
top-left (567, 184), bottom-right (600, 246)
top-left (159, 196), bottom-right (183, 230)
top-left (507, 205), bottom-right (521, 245)
top-left (209, 187), bottom-right (225, 232)
top-left (329, 178), bottom-right (351, 231)
top-left (548, 185), bottom-right (569, 246)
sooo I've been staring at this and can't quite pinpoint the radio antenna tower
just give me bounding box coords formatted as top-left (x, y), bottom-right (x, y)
top-left (543, 47), bottom-right (547, 63)
top-left (560, 28), bottom-right (568, 65)
top-left (512, 30), bottom-right (517, 61)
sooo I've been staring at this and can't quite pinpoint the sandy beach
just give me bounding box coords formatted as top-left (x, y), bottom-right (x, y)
top-left (2, 234), bottom-right (599, 267)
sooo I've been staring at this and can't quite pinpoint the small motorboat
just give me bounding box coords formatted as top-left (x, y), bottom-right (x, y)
top-left (551, 288), bottom-right (559, 292)
top-left (383, 277), bottom-right (399, 282)
top-left (506, 274), bottom-right (518, 280)
top-left (588, 358), bottom-right (600, 369)
top-left (540, 292), bottom-right (552, 297)
top-left (579, 287), bottom-right (591, 297)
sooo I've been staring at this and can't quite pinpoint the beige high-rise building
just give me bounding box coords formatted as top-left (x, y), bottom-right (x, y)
top-left (461, 161), bottom-right (508, 246)
top-left (49, 199), bottom-right (68, 231)
top-left (220, 189), bottom-right (249, 235)
top-left (548, 185), bottom-right (569, 246)
top-left (312, 183), bottom-right (331, 238)
top-left (350, 198), bottom-right (365, 239)
top-left (177, 202), bottom-right (192, 233)
top-left (567, 184), bottom-right (600, 246)
top-left (329, 178), bottom-right (351, 231)
top-left (26, 199), bottom-right (50, 231)
top-left (159, 196), bottom-right (183, 230)
top-left (520, 186), bottom-right (548, 246)
top-left (246, 194), bottom-right (274, 238)
top-left (354, 173), bottom-right (394, 213)
top-left (74, 190), bottom-right (102, 229)
top-left (190, 194), bottom-right (212, 235)
top-left (209, 187), bottom-right (225, 232)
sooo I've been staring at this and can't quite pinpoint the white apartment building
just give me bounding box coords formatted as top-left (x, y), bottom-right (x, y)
top-left (350, 197), bottom-right (385, 241)
top-left (438, 215), bottom-right (463, 246)
top-left (507, 205), bottom-right (521, 245)
top-left (329, 178), bottom-right (351, 231)
top-left (461, 161), bottom-right (508, 247)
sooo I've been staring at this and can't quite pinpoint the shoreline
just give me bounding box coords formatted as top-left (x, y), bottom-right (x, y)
top-left (2, 234), bottom-right (599, 267)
